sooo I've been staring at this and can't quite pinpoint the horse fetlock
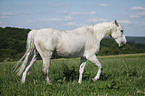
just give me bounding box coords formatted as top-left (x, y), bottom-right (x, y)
top-left (21, 77), bottom-right (26, 83)
top-left (92, 77), bottom-right (99, 82)
top-left (98, 64), bottom-right (103, 69)
top-left (42, 68), bottom-right (47, 74)
top-left (21, 79), bottom-right (25, 84)
top-left (78, 80), bottom-right (82, 84)
top-left (78, 78), bottom-right (82, 84)
top-left (21, 73), bottom-right (26, 83)
top-left (92, 78), bottom-right (96, 82)
top-left (46, 77), bottom-right (52, 85)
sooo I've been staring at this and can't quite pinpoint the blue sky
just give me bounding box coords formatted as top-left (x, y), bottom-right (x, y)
top-left (0, 0), bottom-right (145, 36)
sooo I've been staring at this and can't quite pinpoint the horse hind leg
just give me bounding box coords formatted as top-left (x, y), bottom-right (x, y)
top-left (36, 46), bottom-right (52, 84)
top-left (41, 52), bottom-right (52, 85)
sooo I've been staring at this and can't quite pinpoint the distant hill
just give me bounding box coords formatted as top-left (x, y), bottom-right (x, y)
top-left (126, 36), bottom-right (145, 44)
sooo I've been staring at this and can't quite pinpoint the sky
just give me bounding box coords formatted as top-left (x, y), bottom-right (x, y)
top-left (0, 0), bottom-right (145, 37)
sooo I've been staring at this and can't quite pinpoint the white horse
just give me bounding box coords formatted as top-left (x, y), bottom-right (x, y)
top-left (12, 20), bottom-right (127, 84)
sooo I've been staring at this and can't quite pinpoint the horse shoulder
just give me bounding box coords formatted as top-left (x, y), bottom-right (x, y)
top-left (84, 34), bottom-right (100, 56)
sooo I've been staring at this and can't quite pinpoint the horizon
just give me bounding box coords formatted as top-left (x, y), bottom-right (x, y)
top-left (0, 0), bottom-right (145, 37)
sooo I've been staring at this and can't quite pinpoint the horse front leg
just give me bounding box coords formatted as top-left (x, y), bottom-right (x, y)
top-left (78, 57), bottom-right (87, 83)
top-left (87, 55), bottom-right (103, 82)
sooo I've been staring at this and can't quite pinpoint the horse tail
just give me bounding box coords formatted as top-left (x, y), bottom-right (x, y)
top-left (12, 30), bottom-right (38, 76)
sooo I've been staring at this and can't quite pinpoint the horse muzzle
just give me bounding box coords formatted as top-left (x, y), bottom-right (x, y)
top-left (119, 41), bottom-right (127, 48)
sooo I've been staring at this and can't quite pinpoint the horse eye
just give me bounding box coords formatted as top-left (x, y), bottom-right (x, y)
top-left (121, 30), bottom-right (123, 32)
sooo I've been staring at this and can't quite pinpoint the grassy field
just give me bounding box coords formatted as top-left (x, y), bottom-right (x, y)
top-left (0, 53), bottom-right (145, 96)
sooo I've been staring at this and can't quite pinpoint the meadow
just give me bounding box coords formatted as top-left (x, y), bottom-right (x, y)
top-left (0, 53), bottom-right (145, 96)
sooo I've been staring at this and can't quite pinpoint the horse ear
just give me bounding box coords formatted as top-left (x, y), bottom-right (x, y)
top-left (115, 20), bottom-right (119, 26)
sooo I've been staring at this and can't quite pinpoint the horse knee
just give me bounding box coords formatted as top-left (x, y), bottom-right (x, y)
top-left (99, 64), bottom-right (103, 69)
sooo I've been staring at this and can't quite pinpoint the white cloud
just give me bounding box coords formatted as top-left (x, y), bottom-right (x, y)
top-left (48, 3), bottom-right (70, 7)
top-left (64, 16), bottom-right (73, 21)
top-left (97, 4), bottom-right (109, 7)
top-left (88, 18), bottom-right (107, 22)
top-left (128, 6), bottom-right (145, 18)
top-left (130, 11), bottom-right (145, 18)
top-left (70, 11), bottom-right (96, 15)
top-left (0, 16), bottom-right (10, 18)
top-left (130, 15), bottom-right (140, 18)
top-left (139, 12), bottom-right (145, 15)
top-left (27, 16), bottom-right (73, 23)
top-left (65, 22), bottom-right (76, 25)
top-left (89, 11), bottom-right (96, 15)
top-left (134, 22), bottom-right (145, 26)
top-left (64, 21), bottom-right (86, 27)
top-left (118, 20), bottom-right (131, 24)
top-left (0, 12), bottom-right (16, 19)
top-left (2, 12), bottom-right (16, 16)
top-left (129, 6), bottom-right (145, 10)
top-left (40, 16), bottom-right (73, 22)
top-left (75, 23), bottom-right (86, 27)
top-left (27, 18), bottom-right (64, 23)
top-left (39, 18), bottom-right (64, 22)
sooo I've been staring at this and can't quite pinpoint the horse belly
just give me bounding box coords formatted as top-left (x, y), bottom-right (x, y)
top-left (56, 40), bottom-right (85, 57)
top-left (56, 48), bottom-right (84, 57)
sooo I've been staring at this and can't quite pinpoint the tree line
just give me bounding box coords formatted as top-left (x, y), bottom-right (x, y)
top-left (0, 27), bottom-right (145, 62)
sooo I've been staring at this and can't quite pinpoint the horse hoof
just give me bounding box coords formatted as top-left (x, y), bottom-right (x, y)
top-left (92, 78), bottom-right (97, 82)
top-left (47, 81), bottom-right (52, 85)
top-left (21, 80), bottom-right (25, 84)
top-left (78, 81), bottom-right (82, 84)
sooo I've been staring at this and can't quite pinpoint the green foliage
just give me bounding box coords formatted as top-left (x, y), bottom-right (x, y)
top-left (0, 55), bottom-right (145, 95)
top-left (98, 38), bottom-right (145, 56)
top-left (0, 27), bottom-right (30, 61)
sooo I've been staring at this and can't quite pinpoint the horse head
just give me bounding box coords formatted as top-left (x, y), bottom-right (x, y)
top-left (111, 20), bottom-right (127, 47)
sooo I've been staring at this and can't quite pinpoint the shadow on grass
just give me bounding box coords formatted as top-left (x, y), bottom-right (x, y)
top-left (99, 73), bottom-right (112, 81)
top-left (53, 64), bottom-right (92, 83)
top-left (54, 64), bottom-right (112, 83)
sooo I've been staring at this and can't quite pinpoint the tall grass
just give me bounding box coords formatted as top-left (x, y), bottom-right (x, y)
top-left (0, 54), bottom-right (145, 96)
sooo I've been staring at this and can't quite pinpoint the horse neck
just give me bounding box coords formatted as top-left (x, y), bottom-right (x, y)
top-left (92, 23), bottom-right (113, 42)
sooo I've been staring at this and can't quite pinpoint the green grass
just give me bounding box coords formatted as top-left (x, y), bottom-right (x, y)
top-left (0, 54), bottom-right (145, 96)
